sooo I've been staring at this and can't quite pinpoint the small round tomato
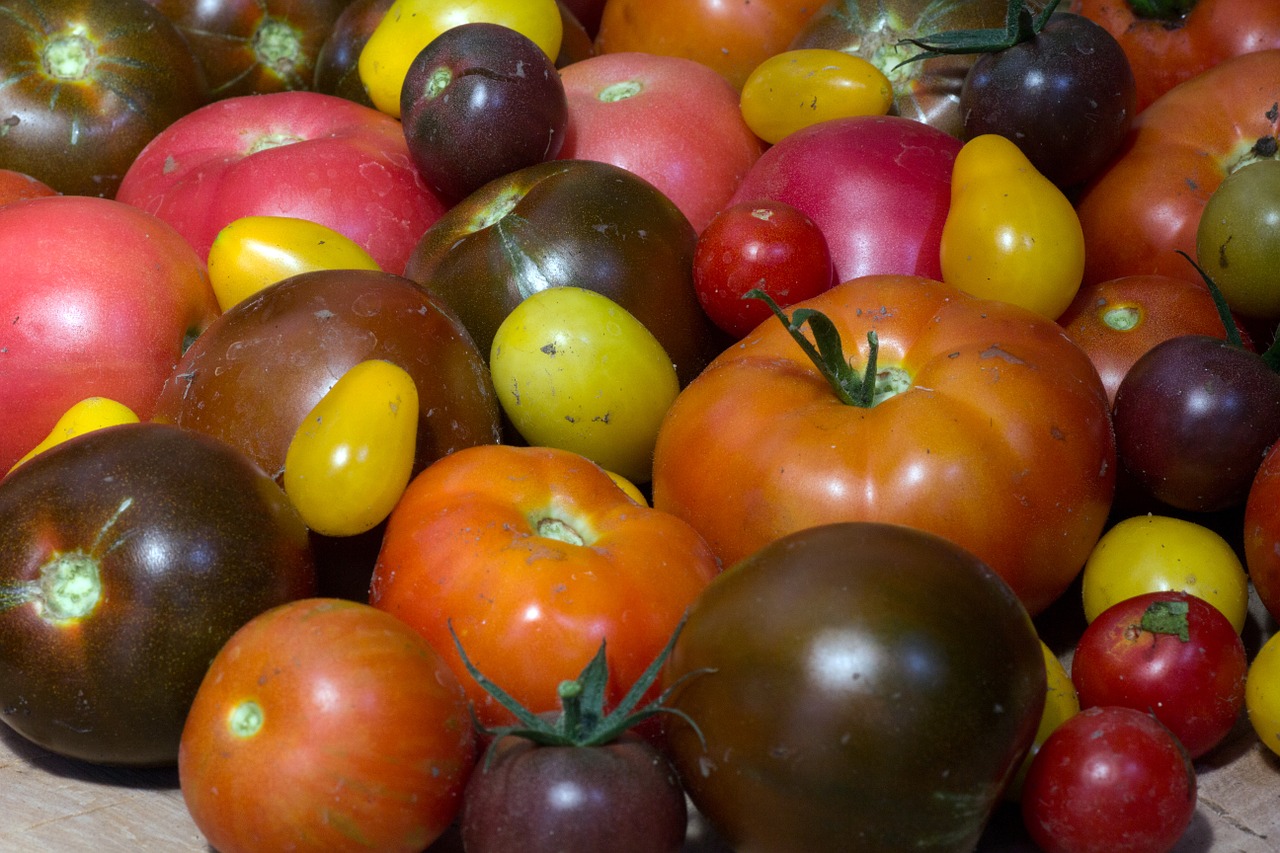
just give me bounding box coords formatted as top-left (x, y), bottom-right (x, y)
top-left (179, 598), bottom-right (476, 853)
top-left (490, 287), bottom-right (680, 485)
top-left (693, 199), bottom-right (835, 339)
top-left (1246, 630), bottom-right (1280, 759)
top-left (1080, 514), bottom-right (1250, 633)
top-left (1246, 441), bottom-right (1280, 623)
top-left (739, 48), bottom-right (893, 145)
top-left (1196, 158), bottom-right (1280, 320)
top-left (1020, 706), bottom-right (1197, 853)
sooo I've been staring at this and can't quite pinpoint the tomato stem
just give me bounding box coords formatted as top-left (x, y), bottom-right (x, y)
top-left (894, 0), bottom-right (1061, 68)
top-left (1178, 250), bottom-right (1280, 371)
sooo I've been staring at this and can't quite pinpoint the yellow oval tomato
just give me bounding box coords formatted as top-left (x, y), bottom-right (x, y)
top-left (940, 133), bottom-right (1085, 321)
top-left (207, 215), bottom-right (381, 312)
top-left (8, 397), bottom-right (139, 474)
top-left (358, 0), bottom-right (563, 118)
top-left (1080, 514), bottom-right (1250, 633)
top-left (490, 286), bottom-right (680, 485)
top-left (1006, 640), bottom-right (1079, 801)
top-left (1247, 631), bottom-right (1280, 758)
top-left (739, 48), bottom-right (893, 144)
top-left (283, 359), bottom-right (419, 537)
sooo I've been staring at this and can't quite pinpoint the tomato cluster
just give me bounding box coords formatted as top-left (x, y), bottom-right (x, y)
top-left (1, 0), bottom-right (1280, 850)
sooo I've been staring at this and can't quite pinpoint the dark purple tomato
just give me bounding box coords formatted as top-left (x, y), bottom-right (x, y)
top-left (0, 0), bottom-right (209, 198)
top-left (461, 733), bottom-right (687, 853)
top-left (960, 11), bottom-right (1137, 189)
top-left (1111, 334), bottom-right (1280, 513)
top-left (400, 23), bottom-right (568, 204)
top-left (0, 422), bottom-right (316, 767)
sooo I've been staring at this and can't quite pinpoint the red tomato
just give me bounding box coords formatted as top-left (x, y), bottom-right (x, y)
top-left (693, 199), bottom-right (835, 339)
top-left (651, 275), bottom-right (1117, 616)
top-left (1069, 590), bottom-right (1247, 759)
top-left (1245, 441), bottom-right (1280, 623)
top-left (1021, 706), bottom-right (1197, 853)
top-left (1076, 49), bottom-right (1280, 289)
top-left (0, 169), bottom-right (56, 205)
top-left (179, 598), bottom-right (476, 853)
top-left (369, 444), bottom-right (721, 727)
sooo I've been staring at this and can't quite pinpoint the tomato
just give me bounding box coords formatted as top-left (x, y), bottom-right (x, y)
top-left (661, 522), bottom-right (1046, 851)
top-left (0, 423), bottom-right (316, 766)
top-left (652, 275), bottom-right (1116, 616)
top-left (489, 287), bottom-right (679, 485)
top-left (179, 598), bottom-right (476, 853)
top-left (1195, 159), bottom-right (1280, 320)
top-left (369, 444), bottom-right (721, 728)
top-left (1246, 630), bottom-right (1280, 759)
top-left (1070, 0), bottom-right (1280, 111)
top-left (1070, 591), bottom-right (1247, 759)
top-left (1079, 514), bottom-right (1249, 632)
top-left (1245, 441), bottom-right (1280, 623)
top-left (738, 48), bottom-right (893, 144)
top-left (1020, 706), bottom-right (1197, 853)
top-left (693, 199), bottom-right (835, 339)
top-left (8, 397), bottom-right (138, 474)
top-left (1007, 641), bottom-right (1080, 801)
top-left (1075, 49), bottom-right (1280, 289)
top-left (0, 169), bottom-right (57, 206)
top-left (358, 0), bottom-right (563, 118)
top-left (206, 215), bottom-right (381, 312)
top-left (939, 133), bottom-right (1085, 320)
top-left (0, 0), bottom-right (208, 198)
top-left (593, 0), bottom-right (820, 91)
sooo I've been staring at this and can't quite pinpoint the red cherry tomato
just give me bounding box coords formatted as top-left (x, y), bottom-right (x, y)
top-left (692, 199), bottom-right (835, 339)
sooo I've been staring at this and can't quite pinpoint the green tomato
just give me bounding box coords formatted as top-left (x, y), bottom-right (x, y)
top-left (490, 287), bottom-right (679, 484)
top-left (1196, 159), bottom-right (1280, 320)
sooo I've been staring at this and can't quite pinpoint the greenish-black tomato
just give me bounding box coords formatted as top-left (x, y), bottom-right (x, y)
top-left (1196, 159), bottom-right (1280, 320)
top-left (661, 522), bottom-right (1046, 853)
top-left (0, 422), bottom-right (316, 767)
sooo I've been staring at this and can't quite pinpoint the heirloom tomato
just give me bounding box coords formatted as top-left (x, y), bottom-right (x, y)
top-left (1195, 158), bottom-right (1280, 320)
top-left (9, 397), bottom-right (138, 474)
top-left (1246, 630), bottom-right (1280, 758)
top-left (370, 444), bottom-right (721, 728)
top-left (1245, 441), bottom-right (1280, 623)
top-left (738, 48), bottom-right (893, 145)
top-left (652, 275), bottom-right (1116, 616)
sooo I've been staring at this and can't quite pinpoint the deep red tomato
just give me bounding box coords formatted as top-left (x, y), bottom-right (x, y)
top-left (1069, 590), bottom-right (1247, 759)
top-left (1245, 441), bottom-right (1280, 623)
top-left (1070, 0), bottom-right (1280, 111)
top-left (693, 199), bottom-right (835, 339)
top-left (1021, 706), bottom-right (1197, 853)
top-left (179, 598), bottom-right (476, 853)
top-left (1076, 49), bottom-right (1280, 289)
top-left (369, 444), bottom-right (721, 728)
top-left (652, 274), bottom-right (1117, 616)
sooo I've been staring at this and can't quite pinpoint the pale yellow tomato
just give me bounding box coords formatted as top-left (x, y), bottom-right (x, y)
top-left (207, 215), bottom-right (380, 312)
top-left (8, 397), bottom-right (139, 473)
top-left (283, 359), bottom-right (419, 537)
top-left (739, 48), bottom-right (893, 144)
top-left (490, 286), bottom-right (679, 484)
top-left (1081, 514), bottom-right (1250, 633)
top-left (1247, 631), bottom-right (1280, 758)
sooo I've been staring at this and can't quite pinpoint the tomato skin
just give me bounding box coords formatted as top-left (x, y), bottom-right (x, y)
top-left (179, 598), bottom-right (476, 853)
top-left (1245, 441), bottom-right (1280, 623)
top-left (1246, 630), bottom-right (1280, 759)
top-left (738, 48), bottom-right (893, 145)
top-left (370, 444), bottom-right (721, 728)
top-left (652, 275), bottom-right (1116, 616)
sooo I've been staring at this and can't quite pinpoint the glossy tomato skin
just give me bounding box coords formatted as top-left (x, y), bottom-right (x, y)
top-left (661, 522), bottom-right (1046, 852)
top-left (0, 169), bottom-right (56, 205)
top-left (370, 444), bottom-right (721, 728)
top-left (1245, 442), bottom-right (1280, 623)
top-left (180, 598), bottom-right (475, 853)
top-left (652, 275), bottom-right (1116, 616)
top-left (1021, 706), bottom-right (1197, 853)
top-left (460, 732), bottom-right (687, 853)
top-left (0, 423), bottom-right (316, 767)
top-left (0, 0), bottom-right (209, 198)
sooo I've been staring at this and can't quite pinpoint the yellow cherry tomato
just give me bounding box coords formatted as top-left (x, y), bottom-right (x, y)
top-left (8, 397), bottom-right (139, 473)
top-left (490, 286), bottom-right (680, 485)
top-left (605, 469), bottom-right (648, 506)
top-left (358, 0), bottom-right (563, 118)
top-left (207, 215), bottom-right (381, 312)
top-left (1246, 631), bottom-right (1280, 758)
top-left (940, 133), bottom-right (1085, 321)
top-left (1006, 640), bottom-right (1079, 800)
top-left (284, 359), bottom-right (419, 537)
top-left (739, 48), bottom-right (893, 145)
top-left (1080, 514), bottom-right (1250, 633)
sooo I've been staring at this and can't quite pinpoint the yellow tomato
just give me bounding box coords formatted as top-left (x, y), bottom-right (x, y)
top-left (358, 0), bottom-right (563, 118)
top-left (1247, 631), bottom-right (1280, 758)
top-left (207, 215), bottom-right (380, 312)
top-left (940, 133), bottom-right (1085, 321)
top-left (605, 470), bottom-right (648, 507)
top-left (739, 49), bottom-right (893, 144)
top-left (1006, 640), bottom-right (1079, 801)
top-left (490, 286), bottom-right (680, 484)
top-left (1081, 514), bottom-right (1250, 633)
top-left (283, 359), bottom-right (419, 537)
top-left (8, 397), bottom-right (139, 473)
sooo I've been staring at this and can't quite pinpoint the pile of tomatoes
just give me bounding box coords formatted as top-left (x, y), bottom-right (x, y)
top-left (2, 0), bottom-right (1280, 851)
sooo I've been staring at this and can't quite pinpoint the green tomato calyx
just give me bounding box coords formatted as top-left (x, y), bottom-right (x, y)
top-left (1139, 599), bottom-right (1190, 642)
top-left (1177, 250), bottom-right (1280, 372)
top-left (894, 0), bottom-right (1061, 68)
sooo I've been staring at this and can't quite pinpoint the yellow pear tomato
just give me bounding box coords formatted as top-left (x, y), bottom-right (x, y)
top-left (207, 215), bottom-right (380, 312)
top-left (283, 359), bottom-right (419, 537)
top-left (358, 0), bottom-right (563, 118)
top-left (8, 397), bottom-right (139, 474)
top-left (940, 133), bottom-right (1085, 321)
top-left (739, 48), bottom-right (893, 145)
top-left (490, 286), bottom-right (680, 485)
